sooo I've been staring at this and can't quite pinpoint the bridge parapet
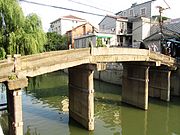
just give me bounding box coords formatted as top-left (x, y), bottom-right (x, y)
top-left (0, 48), bottom-right (177, 83)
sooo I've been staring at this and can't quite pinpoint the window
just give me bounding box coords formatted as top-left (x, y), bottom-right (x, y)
top-left (50, 24), bottom-right (54, 28)
top-left (102, 25), bottom-right (105, 30)
top-left (129, 9), bottom-right (134, 16)
top-left (140, 8), bottom-right (146, 16)
top-left (124, 12), bottom-right (127, 17)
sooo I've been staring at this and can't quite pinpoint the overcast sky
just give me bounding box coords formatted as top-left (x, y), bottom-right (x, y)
top-left (19, 0), bottom-right (180, 31)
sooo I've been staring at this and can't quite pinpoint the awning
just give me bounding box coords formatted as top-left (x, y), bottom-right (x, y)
top-left (96, 35), bottom-right (113, 38)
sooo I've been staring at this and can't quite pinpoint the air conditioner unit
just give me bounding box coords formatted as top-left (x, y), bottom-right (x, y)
top-left (111, 28), bottom-right (115, 32)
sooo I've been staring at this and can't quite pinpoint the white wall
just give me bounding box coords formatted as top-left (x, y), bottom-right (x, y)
top-left (142, 18), bottom-right (151, 40)
top-left (132, 17), bottom-right (150, 42)
top-left (116, 20), bottom-right (128, 35)
top-left (61, 20), bottom-right (85, 35)
top-left (51, 19), bottom-right (86, 35)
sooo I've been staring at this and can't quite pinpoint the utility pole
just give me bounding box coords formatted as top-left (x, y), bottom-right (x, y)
top-left (156, 6), bottom-right (165, 53)
top-left (158, 6), bottom-right (163, 35)
top-left (156, 0), bottom-right (170, 53)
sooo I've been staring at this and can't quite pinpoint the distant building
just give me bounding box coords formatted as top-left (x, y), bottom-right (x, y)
top-left (74, 33), bottom-right (116, 48)
top-left (66, 22), bottom-right (98, 48)
top-left (116, 0), bottom-right (168, 19)
top-left (114, 0), bottom-right (171, 47)
top-left (116, 0), bottom-right (155, 19)
top-left (50, 15), bottom-right (86, 35)
top-left (143, 18), bottom-right (180, 51)
top-left (99, 15), bottom-right (132, 47)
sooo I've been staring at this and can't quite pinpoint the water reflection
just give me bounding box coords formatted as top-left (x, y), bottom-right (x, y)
top-left (0, 71), bottom-right (180, 135)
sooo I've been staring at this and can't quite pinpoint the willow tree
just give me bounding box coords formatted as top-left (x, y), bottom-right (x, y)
top-left (0, 0), bottom-right (46, 59)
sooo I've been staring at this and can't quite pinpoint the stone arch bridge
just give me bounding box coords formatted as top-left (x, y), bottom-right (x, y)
top-left (0, 47), bottom-right (178, 135)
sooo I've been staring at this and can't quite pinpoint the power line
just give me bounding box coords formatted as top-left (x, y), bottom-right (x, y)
top-left (19, 0), bottom-right (105, 17)
top-left (68, 0), bottom-right (114, 14)
top-left (163, 0), bottom-right (171, 9)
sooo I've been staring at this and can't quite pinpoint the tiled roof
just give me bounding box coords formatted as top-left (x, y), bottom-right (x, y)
top-left (50, 15), bottom-right (86, 24)
top-left (106, 15), bottom-right (127, 20)
top-left (62, 15), bottom-right (86, 21)
top-left (98, 15), bottom-right (128, 25)
top-left (66, 22), bottom-right (98, 33)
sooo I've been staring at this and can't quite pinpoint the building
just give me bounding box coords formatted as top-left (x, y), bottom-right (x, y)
top-left (143, 18), bottom-right (180, 52)
top-left (132, 17), bottom-right (151, 47)
top-left (50, 15), bottom-right (87, 35)
top-left (114, 0), bottom-right (171, 48)
top-left (74, 33), bottom-right (116, 48)
top-left (116, 0), bottom-right (168, 19)
top-left (99, 15), bottom-right (132, 47)
top-left (116, 0), bottom-right (155, 19)
top-left (66, 22), bottom-right (98, 48)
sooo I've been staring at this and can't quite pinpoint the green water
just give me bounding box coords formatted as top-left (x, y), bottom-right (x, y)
top-left (0, 71), bottom-right (180, 135)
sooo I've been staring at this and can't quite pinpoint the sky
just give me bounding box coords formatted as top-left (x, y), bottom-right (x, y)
top-left (19, 0), bottom-right (180, 32)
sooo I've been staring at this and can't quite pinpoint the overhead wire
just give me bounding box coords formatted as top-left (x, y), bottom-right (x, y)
top-left (20, 0), bottom-right (161, 37)
top-left (68, 0), bottom-right (114, 14)
top-left (19, 0), bottom-right (105, 17)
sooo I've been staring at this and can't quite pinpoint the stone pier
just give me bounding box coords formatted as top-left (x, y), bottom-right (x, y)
top-left (68, 64), bottom-right (95, 130)
top-left (149, 67), bottom-right (171, 101)
top-left (171, 68), bottom-right (180, 96)
top-left (6, 78), bottom-right (28, 135)
top-left (122, 63), bottom-right (149, 110)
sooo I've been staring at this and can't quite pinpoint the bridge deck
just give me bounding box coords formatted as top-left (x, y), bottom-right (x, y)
top-left (0, 47), bottom-right (177, 83)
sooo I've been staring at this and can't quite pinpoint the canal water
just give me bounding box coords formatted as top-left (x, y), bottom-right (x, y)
top-left (0, 71), bottom-right (180, 135)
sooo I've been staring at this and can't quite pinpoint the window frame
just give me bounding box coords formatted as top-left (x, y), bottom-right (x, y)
top-left (129, 9), bottom-right (134, 17)
top-left (140, 7), bottom-right (146, 16)
top-left (123, 11), bottom-right (127, 17)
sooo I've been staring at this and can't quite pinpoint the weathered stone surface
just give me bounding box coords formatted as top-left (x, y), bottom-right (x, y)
top-left (69, 64), bottom-right (94, 130)
top-left (7, 89), bottom-right (23, 135)
top-left (122, 63), bottom-right (149, 110)
top-left (0, 48), bottom-right (177, 83)
top-left (149, 67), bottom-right (171, 101)
top-left (7, 78), bottom-right (28, 90)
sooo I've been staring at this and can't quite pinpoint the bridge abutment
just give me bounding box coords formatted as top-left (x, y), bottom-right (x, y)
top-left (122, 63), bottom-right (149, 110)
top-left (68, 64), bottom-right (95, 130)
top-left (6, 78), bottom-right (28, 135)
top-left (149, 67), bottom-right (171, 101)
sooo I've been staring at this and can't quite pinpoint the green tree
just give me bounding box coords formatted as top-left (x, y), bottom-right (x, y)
top-left (0, 0), bottom-right (46, 59)
top-left (96, 37), bottom-right (106, 47)
top-left (45, 32), bottom-right (68, 51)
top-left (152, 15), bottom-right (170, 22)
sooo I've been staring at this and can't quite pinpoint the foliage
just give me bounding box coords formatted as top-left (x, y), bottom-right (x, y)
top-left (0, 47), bottom-right (6, 59)
top-left (152, 15), bottom-right (170, 22)
top-left (44, 32), bottom-right (68, 51)
top-left (0, 0), bottom-right (46, 59)
top-left (0, 113), bottom-right (8, 135)
top-left (96, 37), bottom-right (106, 47)
top-left (8, 73), bottom-right (17, 80)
